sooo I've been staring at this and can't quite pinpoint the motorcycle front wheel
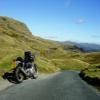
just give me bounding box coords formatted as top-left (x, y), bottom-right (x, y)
top-left (15, 67), bottom-right (25, 83)
top-left (32, 64), bottom-right (38, 79)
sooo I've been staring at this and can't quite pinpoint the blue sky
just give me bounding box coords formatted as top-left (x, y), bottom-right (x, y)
top-left (0, 0), bottom-right (100, 43)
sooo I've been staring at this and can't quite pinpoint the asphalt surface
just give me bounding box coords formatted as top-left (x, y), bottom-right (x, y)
top-left (0, 71), bottom-right (100, 100)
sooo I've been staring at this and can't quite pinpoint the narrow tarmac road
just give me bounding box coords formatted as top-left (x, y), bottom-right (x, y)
top-left (0, 71), bottom-right (100, 100)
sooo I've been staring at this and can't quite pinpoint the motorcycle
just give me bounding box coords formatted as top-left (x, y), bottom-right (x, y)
top-left (3, 55), bottom-right (38, 83)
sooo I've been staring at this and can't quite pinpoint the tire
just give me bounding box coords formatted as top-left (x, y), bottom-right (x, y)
top-left (32, 64), bottom-right (38, 79)
top-left (34, 64), bottom-right (38, 73)
top-left (15, 67), bottom-right (25, 83)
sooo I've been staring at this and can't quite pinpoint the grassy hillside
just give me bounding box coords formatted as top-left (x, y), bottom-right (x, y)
top-left (80, 52), bottom-right (100, 79)
top-left (0, 16), bottom-right (88, 75)
top-left (83, 52), bottom-right (100, 64)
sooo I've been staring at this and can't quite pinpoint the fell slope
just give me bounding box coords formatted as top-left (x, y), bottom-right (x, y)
top-left (0, 16), bottom-right (88, 75)
top-left (80, 52), bottom-right (100, 80)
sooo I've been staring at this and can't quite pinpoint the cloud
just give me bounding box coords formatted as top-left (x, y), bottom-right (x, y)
top-left (65, 0), bottom-right (72, 8)
top-left (45, 35), bottom-right (58, 39)
top-left (75, 18), bottom-right (86, 24)
top-left (39, 33), bottom-right (58, 40)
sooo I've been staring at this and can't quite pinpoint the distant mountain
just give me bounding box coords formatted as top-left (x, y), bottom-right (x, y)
top-left (62, 41), bottom-right (100, 52)
top-left (60, 41), bottom-right (84, 52)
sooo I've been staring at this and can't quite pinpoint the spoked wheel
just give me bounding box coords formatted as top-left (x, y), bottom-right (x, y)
top-left (15, 67), bottom-right (25, 83)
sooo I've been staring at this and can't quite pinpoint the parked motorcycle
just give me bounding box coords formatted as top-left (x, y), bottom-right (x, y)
top-left (2, 51), bottom-right (38, 83)
top-left (14, 58), bottom-right (38, 83)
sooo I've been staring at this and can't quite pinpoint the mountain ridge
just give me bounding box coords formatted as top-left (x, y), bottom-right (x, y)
top-left (62, 41), bottom-right (100, 52)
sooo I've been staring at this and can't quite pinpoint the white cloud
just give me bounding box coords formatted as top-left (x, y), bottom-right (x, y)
top-left (45, 35), bottom-right (58, 40)
top-left (76, 18), bottom-right (86, 24)
top-left (38, 33), bottom-right (59, 40)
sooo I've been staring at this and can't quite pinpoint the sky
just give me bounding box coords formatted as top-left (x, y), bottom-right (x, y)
top-left (0, 0), bottom-right (100, 44)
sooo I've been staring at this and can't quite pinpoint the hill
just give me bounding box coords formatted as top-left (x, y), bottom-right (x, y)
top-left (0, 16), bottom-right (88, 75)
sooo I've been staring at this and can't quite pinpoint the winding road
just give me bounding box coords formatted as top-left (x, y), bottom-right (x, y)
top-left (0, 71), bottom-right (100, 100)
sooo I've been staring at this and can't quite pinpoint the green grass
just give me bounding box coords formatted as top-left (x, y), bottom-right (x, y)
top-left (82, 64), bottom-right (100, 78)
top-left (80, 52), bottom-right (100, 79)
top-left (36, 57), bottom-right (60, 73)
top-left (52, 58), bottom-right (89, 71)
top-left (83, 52), bottom-right (100, 64)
